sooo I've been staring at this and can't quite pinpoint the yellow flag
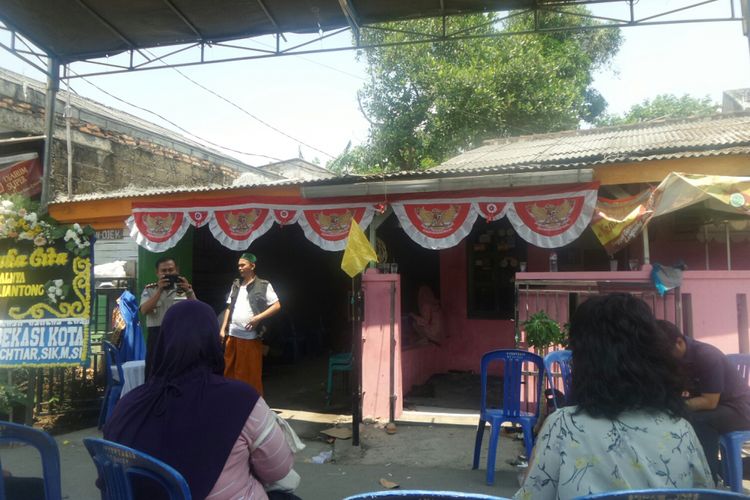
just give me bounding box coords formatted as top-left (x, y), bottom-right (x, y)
top-left (341, 220), bottom-right (378, 278)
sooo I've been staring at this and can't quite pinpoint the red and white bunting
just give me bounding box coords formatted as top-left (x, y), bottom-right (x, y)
top-left (188, 210), bottom-right (210, 228)
top-left (298, 206), bottom-right (375, 251)
top-left (209, 207), bottom-right (274, 250)
top-left (273, 208), bottom-right (299, 225)
top-left (392, 184), bottom-right (598, 250)
top-left (391, 201), bottom-right (477, 250)
top-left (127, 201), bottom-right (376, 252)
top-left (127, 211), bottom-right (191, 252)
top-left (127, 184), bottom-right (597, 252)
top-left (476, 202), bottom-right (508, 222)
top-left (505, 189), bottom-right (597, 248)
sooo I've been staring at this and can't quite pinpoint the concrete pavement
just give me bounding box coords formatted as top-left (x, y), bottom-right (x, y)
top-left (0, 418), bottom-right (523, 499)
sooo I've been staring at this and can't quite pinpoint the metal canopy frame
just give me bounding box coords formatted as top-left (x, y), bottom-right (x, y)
top-left (0, 0), bottom-right (746, 211)
top-left (0, 0), bottom-right (745, 80)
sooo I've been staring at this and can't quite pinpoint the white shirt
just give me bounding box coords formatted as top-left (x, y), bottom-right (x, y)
top-left (226, 281), bottom-right (279, 340)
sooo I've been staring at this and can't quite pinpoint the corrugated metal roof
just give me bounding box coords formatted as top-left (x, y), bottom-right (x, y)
top-left (49, 113), bottom-right (750, 204)
top-left (49, 178), bottom-right (304, 203)
top-left (435, 113), bottom-right (750, 173)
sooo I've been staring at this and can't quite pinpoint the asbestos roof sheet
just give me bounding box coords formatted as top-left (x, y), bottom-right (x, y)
top-left (435, 113), bottom-right (750, 173)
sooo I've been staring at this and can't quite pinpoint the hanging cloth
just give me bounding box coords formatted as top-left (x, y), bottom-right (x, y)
top-left (116, 290), bottom-right (146, 363)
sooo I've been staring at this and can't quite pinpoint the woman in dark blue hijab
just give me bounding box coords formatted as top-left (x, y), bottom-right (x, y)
top-left (103, 300), bottom-right (264, 499)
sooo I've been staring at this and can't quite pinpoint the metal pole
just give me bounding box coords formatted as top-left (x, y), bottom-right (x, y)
top-left (369, 221), bottom-right (377, 269)
top-left (642, 223), bottom-right (651, 265)
top-left (742, 0), bottom-right (750, 60)
top-left (388, 281), bottom-right (396, 424)
top-left (64, 85), bottom-right (73, 198)
top-left (40, 58), bottom-right (60, 213)
top-left (704, 225), bottom-right (710, 270)
top-left (726, 222), bottom-right (732, 270)
top-left (351, 278), bottom-right (363, 446)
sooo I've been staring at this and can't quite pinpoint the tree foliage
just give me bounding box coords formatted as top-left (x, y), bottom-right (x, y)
top-left (329, 9), bottom-right (621, 174)
top-left (594, 94), bottom-right (720, 127)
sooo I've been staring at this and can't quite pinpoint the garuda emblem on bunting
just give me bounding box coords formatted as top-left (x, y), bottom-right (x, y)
top-left (215, 208), bottom-right (269, 239)
top-left (227, 210), bottom-right (259, 233)
top-left (134, 212), bottom-right (184, 243)
top-left (314, 210), bottom-right (353, 237)
top-left (528, 199), bottom-right (575, 231)
top-left (143, 213), bottom-right (176, 236)
top-left (515, 198), bottom-right (583, 236)
top-left (416, 205), bottom-right (460, 234)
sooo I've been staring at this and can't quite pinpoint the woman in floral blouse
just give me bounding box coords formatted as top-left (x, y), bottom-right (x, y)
top-left (515, 293), bottom-right (713, 500)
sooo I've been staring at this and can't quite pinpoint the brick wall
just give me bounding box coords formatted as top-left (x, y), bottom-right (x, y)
top-left (0, 72), bottom-right (267, 198)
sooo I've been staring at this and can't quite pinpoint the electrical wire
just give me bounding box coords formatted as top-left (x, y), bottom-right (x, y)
top-left (70, 70), bottom-right (283, 162)
top-left (154, 55), bottom-right (336, 159)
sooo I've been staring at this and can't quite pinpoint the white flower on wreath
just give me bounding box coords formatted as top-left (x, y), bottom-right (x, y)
top-left (64, 229), bottom-right (77, 242)
top-left (73, 223), bottom-right (81, 233)
top-left (47, 280), bottom-right (65, 304)
top-left (24, 212), bottom-right (37, 224)
top-left (33, 235), bottom-right (47, 247)
top-left (18, 231), bottom-right (33, 240)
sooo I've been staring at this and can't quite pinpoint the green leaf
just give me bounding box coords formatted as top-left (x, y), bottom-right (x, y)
top-left (329, 8), bottom-right (621, 173)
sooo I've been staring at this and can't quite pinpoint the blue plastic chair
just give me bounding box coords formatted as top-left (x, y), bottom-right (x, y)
top-left (343, 491), bottom-right (510, 499)
top-left (543, 350), bottom-right (572, 409)
top-left (83, 438), bottom-right (191, 500)
top-left (326, 352), bottom-right (353, 405)
top-left (0, 421), bottom-right (62, 500)
top-left (472, 349), bottom-right (545, 485)
top-left (98, 340), bottom-right (124, 429)
top-left (574, 487), bottom-right (747, 499)
top-left (718, 353), bottom-right (750, 493)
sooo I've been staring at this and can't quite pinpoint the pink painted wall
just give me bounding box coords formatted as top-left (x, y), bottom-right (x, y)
top-left (400, 242), bottom-right (517, 396)
top-left (402, 344), bottom-right (441, 396)
top-left (397, 220), bottom-right (750, 401)
top-left (439, 243), bottom-right (517, 367)
top-left (361, 270), bottom-right (403, 420)
top-left (515, 270), bottom-right (750, 354)
top-left (679, 270), bottom-right (750, 353)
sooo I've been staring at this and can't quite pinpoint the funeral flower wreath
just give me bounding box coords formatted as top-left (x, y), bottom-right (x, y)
top-left (0, 195), bottom-right (95, 257)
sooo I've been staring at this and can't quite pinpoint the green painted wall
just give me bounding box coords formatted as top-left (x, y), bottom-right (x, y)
top-left (136, 228), bottom-right (194, 340)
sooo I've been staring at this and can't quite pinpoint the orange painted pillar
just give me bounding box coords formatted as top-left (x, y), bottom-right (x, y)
top-left (361, 270), bottom-right (402, 421)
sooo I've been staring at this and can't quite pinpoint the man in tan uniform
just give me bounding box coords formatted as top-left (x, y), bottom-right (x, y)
top-left (140, 256), bottom-right (196, 374)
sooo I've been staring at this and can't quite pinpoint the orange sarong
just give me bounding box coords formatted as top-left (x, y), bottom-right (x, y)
top-left (224, 336), bottom-right (264, 396)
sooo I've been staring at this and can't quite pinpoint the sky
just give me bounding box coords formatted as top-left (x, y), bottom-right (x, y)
top-left (0, 0), bottom-right (748, 168)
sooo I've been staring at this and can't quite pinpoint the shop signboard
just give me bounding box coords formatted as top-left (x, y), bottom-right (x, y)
top-left (0, 153), bottom-right (43, 198)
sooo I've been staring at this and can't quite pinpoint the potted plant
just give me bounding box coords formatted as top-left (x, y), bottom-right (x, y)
top-left (522, 311), bottom-right (567, 352)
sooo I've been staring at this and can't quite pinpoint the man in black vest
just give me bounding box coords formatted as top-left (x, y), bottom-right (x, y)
top-left (220, 252), bottom-right (281, 395)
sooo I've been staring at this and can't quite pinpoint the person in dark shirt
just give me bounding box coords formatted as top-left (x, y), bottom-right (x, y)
top-left (659, 320), bottom-right (750, 481)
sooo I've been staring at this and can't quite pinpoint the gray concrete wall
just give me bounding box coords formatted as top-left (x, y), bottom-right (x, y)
top-left (0, 70), bottom-right (278, 199)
